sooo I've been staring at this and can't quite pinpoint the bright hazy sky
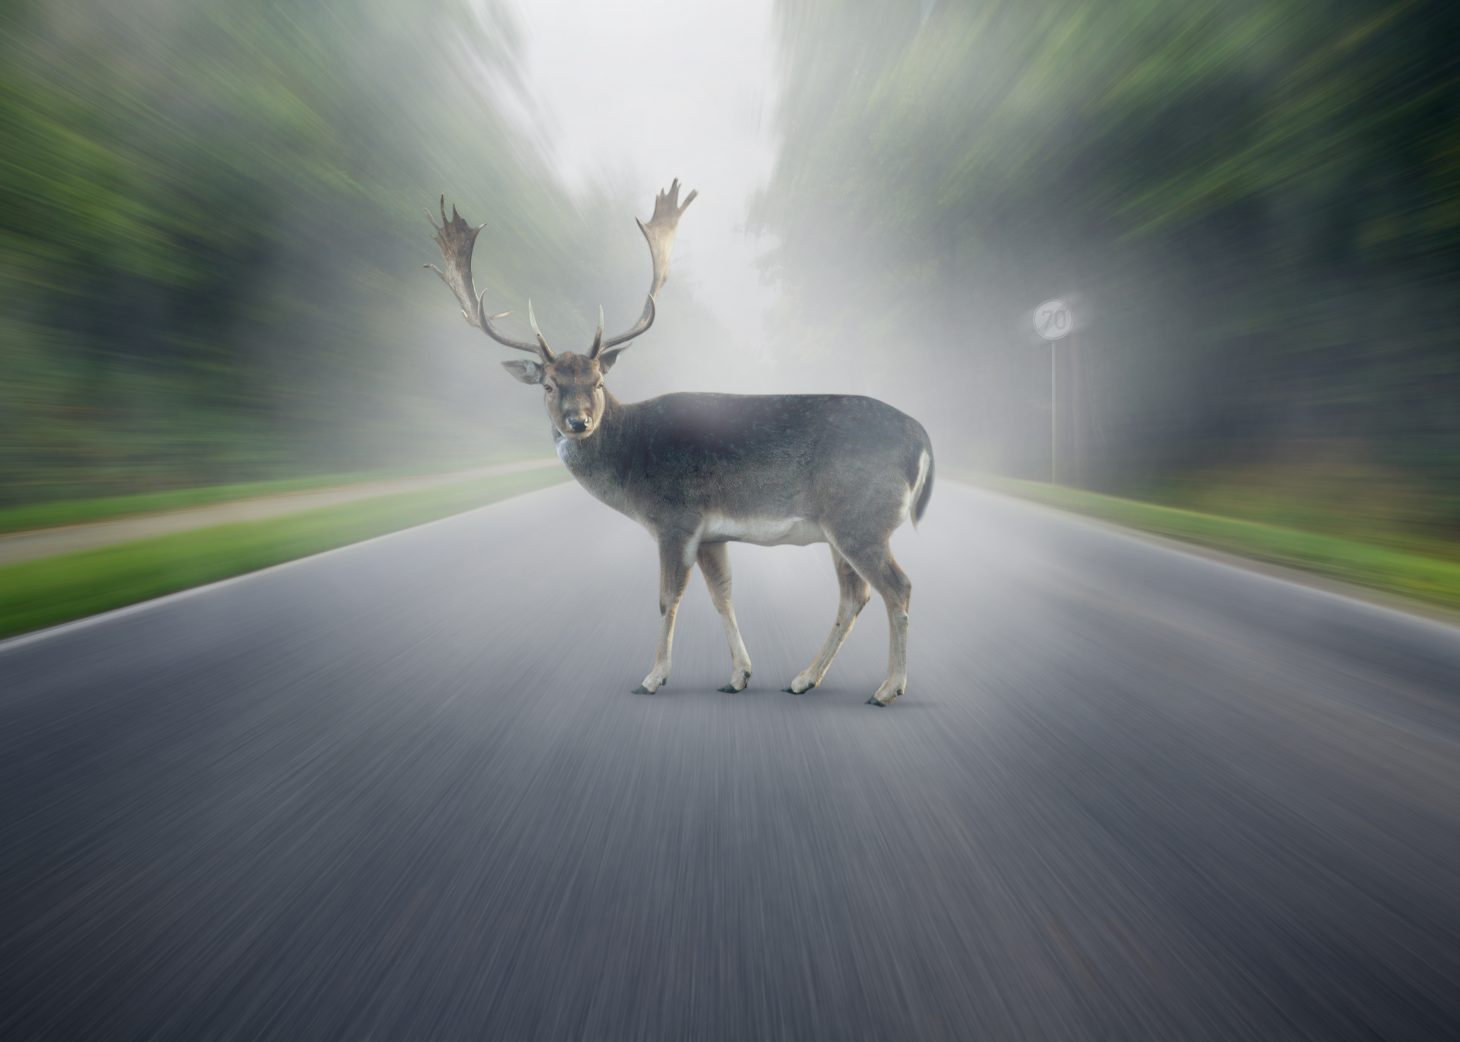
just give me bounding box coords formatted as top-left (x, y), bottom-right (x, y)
top-left (482, 0), bottom-right (780, 348)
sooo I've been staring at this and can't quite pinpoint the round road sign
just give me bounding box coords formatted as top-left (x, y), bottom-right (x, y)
top-left (1034, 299), bottom-right (1072, 341)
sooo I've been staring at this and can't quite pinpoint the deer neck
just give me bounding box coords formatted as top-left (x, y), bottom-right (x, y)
top-left (551, 390), bottom-right (645, 519)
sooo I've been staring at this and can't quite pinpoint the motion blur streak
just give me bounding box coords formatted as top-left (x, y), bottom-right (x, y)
top-left (2, 486), bottom-right (1459, 1039)
top-left (3, 0), bottom-right (1457, 536)
top-left (753, 0), bottom-right (1460, 536)
top-left (4, 0), bottom-right (1460, 1039)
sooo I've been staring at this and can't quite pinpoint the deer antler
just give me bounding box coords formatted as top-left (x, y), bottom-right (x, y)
top-left (592, 179), bottom-right (697, 356)
top-left (424, 196), bottom-right (553, 361)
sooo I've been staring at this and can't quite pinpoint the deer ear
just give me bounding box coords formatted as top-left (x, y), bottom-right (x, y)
top-left (501, 359), bottom-right (544, 384)
top-left (598, 346), bottom-right (628, 373)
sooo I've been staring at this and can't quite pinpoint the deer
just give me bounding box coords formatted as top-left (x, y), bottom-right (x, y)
top-left (425, 180), bottom-right (933, 706)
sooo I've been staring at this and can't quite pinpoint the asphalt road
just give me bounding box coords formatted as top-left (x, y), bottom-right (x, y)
top-left (2, 482), bottom-right (1458, 1041)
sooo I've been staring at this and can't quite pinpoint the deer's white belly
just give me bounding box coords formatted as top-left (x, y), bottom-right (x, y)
top-left (701, 512), bottom-right (826, 547)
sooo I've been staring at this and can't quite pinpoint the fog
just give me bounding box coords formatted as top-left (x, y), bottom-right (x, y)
top-left (3, 0), bottom-right (1456, 549)
top-left (454, 0), bottom-right (782, 400)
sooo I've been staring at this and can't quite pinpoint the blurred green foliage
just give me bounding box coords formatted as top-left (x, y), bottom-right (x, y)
top-left (0, 0), bottom-right (633, 505)
top-left (0, 465), bottom-right (567, 638)
top-left (981, 474), bottom-right (1460, 615)
top-left (5, 0), bottom-right (1457, 555)
top-left (0, 455), bottom-right (538, 535)
top-left (756, 0), bottom-right (1459, 539)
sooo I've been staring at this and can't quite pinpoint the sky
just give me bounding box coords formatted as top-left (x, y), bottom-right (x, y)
top-left (477, 0), bottom-right (781, 353)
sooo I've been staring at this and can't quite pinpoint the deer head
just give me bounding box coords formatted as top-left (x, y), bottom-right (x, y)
top-left (426, 181), bottom-right (697, 440)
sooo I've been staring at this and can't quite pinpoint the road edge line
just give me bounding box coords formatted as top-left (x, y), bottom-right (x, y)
top-left (954, 479), bottom-right (1460, 637)
top-left (0, 478), bottom-right (570, 655)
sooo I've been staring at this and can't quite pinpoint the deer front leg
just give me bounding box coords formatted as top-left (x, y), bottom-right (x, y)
top-left (634, 535), bottom-right (696, 694)
top-left (698, 542), bottom-right (752, 692)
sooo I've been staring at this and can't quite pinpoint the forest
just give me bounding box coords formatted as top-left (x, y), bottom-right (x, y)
top-left (754, 0), bottom-right (1459, 541)
top-left (3, 0), bottom-right (1457, 544)
top-left (1, 0), bottom-right (660, 502)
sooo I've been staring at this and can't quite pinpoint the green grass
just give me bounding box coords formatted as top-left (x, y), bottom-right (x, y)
top-left (0, 454), bottom-right (548, 535)
top-left (974, 475), bottom-right (1460, 615)
top-left (0, 466), bottom-right (568, 639)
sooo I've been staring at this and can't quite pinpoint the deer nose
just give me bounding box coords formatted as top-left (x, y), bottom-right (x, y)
top-left (566, 416), bottom-right (589, 433)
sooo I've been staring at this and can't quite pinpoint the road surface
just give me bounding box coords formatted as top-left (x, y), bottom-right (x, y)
top-left (2, 482), bottom-right (1458, 1040)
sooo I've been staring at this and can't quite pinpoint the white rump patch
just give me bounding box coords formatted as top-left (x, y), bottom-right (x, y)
top-left (908, 450), bottom-right (931, 525)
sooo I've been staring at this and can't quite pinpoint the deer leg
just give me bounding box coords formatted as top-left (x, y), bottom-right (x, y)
top-left (829, 536), bottom-right (911, 706)
top-left (698, 542), bottom-right (753, 692)
top-left (787, 547), bottom-right (870, 694)
top-left (634, 535), bottom-right (696, 694)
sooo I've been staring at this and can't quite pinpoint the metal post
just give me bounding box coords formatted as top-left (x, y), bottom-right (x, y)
top-left (1050, 340), bottom-right (1058, 484)
top-left (1033, 298), bottom-right (1072, 485)
top-left (1070, 331), bottom-right (1079, 486)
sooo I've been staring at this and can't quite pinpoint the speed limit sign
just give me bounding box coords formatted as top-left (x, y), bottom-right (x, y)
top-left (1032, 298), bottom-right (1075, 484)
top-left (1034, 299), bottom-right (1072, 341)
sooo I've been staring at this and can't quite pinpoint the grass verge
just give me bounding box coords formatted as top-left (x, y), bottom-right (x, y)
top-left (0, 455), bottom-right (544, 535)
top-left (0, 466), bottom-right (567, 640)
top-left (975, 475), bottom-right (1460, 615)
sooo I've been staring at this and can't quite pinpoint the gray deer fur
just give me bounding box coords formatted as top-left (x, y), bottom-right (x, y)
top-left (426, 181), bottom-right (933, 705)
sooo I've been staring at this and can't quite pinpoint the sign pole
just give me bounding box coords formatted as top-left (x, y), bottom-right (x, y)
top-left (1033, 298), bottom-right (1072, 485)
top-left (1050, 339), bottom-right (1058, 484)
top-left (1071, 330), bottom-right (1081, 486)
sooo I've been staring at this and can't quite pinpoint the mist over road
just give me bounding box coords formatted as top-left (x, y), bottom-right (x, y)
top-left (2, 483), bottom-right (1458, 1040)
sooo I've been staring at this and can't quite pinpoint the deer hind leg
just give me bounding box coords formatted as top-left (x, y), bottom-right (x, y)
top-left (635, 535), bottom-right (696, 694)
top-left (787, 546), bottom-right (870, 694)
top-left (828, 534), bottom-right (911, 706)
top-left (698, 542), bottom-right (753, 692)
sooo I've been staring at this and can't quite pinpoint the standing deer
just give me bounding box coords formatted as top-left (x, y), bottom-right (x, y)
top-left (426, 181), bottom-right (933, 705)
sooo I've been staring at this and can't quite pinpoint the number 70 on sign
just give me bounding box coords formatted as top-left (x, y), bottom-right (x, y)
top-left (1034, 299), bottom-right (1072, 341)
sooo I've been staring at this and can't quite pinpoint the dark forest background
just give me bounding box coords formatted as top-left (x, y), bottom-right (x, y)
top-left (3, 0), bottom-right (1457, 544)
top-left (754, 0), bottom-right (1460, 543)
top-left (1, 0), bottom-right (674, 501)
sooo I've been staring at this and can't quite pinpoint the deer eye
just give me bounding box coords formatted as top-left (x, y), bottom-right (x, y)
top-left (544, 384), bottom-right (555, 393)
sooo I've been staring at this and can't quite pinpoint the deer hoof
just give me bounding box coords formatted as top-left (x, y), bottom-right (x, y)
top-left (719, 670), bottom-right (751, 693)
top-left (867, 685), bottom-right (904, 706)
top-left (632, 685), bottom-right (654, 695)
